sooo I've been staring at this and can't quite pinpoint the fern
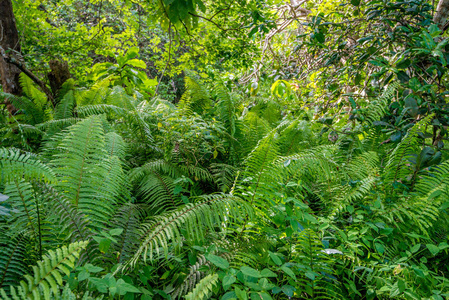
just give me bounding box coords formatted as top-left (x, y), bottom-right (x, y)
top-left (40, 185), bottom-right (95, 263)
top-left (414, 160), bottom-right (449, 198)
top-left (214, 82), bottom-right (238, 137)
top-left (381, 197), bottom-right (440, 237)
top-left (19, 74), bottom-right (47, 109)
top-left (184, 273), bottom-right (218, 300)
top-left (0, 93), bottom-right (45, 125)
top-left (129, 159), bottom-right (181, 182)
top-left (0, 233), bottom-right (31, 289)
top-left (293, 229), bottom-right (341, 299)
top-left (178, 77), bottom-right (212, 116)
top-left (3, 180), bottom-right (38, 236)
top-left (0, 148), bottom-right (56, 183)
top-left (54, 90), bottom-right (75, 120)
top-left (210, 163), bottom-right (238, 192)
top-left (0, 241), bottom-right (88, 300)
top-left (171, 255), bottom-right (209, 299)
top-left (84, 155), bottom-right (126, 226)
top-left (105, 132), bottom-right (127, 159)
top-left (76, 104), bottom-right (127, 118)
top-left (78, 77), bottom-right (110, 106)
top-left (49, 116), bottom-right (125, 230)
top-left (128, 194), bottom-right (253, 266)
top-left (111, 204), bottom-right (141, 263)
top-left (36, 118), bottom-right (81, 132)
top-left (51, 116), bottom-right (105, 203)
top-left (243, 131), bottom-right (279, 191)
top-left (384, 115), bottom-right (433, 187)
top-left (330, 151), bottom-right (380, 213)
top-left (363, 82), bottom-right (399, 125)
top-left (239, 111), bottom-right (271, 157)
top-left (41, 185), bottom-right (91, 241)
top-left (138, 172), bottom-right (180, 214)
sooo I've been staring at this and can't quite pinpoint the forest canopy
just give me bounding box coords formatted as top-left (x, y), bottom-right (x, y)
top-left (1, 0), bottom-right (449, 299)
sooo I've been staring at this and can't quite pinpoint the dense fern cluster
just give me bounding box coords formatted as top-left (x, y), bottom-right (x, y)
top-left (1, 72), bottom-right (449, 300)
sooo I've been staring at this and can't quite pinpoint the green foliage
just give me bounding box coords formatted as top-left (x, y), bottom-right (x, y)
top-left (0, 148), bottom-right (56, 183)
top-left (184, 273), bottom-right (218, 300)
top-left (3, 0), bottom-right (449, 299)
top-left (0, 241), bottom-right (87, 300)
top-left (179, 76), bottom-right (212, 116)
top-left (129, 194), bottom-right (253, 265)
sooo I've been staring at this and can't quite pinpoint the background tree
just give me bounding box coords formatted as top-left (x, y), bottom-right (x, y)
top-left (0, 0), bottom-right (21, 113)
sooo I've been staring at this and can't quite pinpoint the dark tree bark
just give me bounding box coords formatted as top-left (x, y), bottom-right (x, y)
top-left (0, 0), bottom-right (21, 114)
top-left (48, 59), bottom-right (71, 99)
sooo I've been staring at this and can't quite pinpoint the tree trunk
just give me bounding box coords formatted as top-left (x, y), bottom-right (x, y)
top-left (48, 59), bottom-right (71, 100)
top-left (0, 0), bottom-right (22, 114)
top-left (434, 0), bottom-right (449, 31)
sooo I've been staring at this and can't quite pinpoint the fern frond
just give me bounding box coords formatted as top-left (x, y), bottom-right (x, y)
top-left (54, 90), bottom-right (75, 120)
top-left (105, 132), bottom-right (127, 159)
top-left (129, 194), bottom-right (253, 266)
top-left (384, 115), bottom-right (433, 186)
top-left (414, 160), bottom-right (449, 197)
top-left (78, 77), bottom-right (110, 105)
top-left (0, 233), bottom-right (30, 289)
top-left (172, 255), bottom-right (209, 299)
top-left (0, 241), bottom-right (88, 300)
top-left (179, 165), bottom-right (213, 182)
top-left (240, 111), bottom-right (271, 156)
top-left (19, 73), bottom-right (46, 109)
top-left (138, 172), bottom-right (179, 214)
top-left (277, 144), bottom-right (339, 179)
top-left (0, 92), bottom-right (44, 125)
top-left (382, 197), bottom-right (440, 236)
top-left (51, 116), bottom-right (107, 206)
top-left (0, 124), bottom-right (44, 140)
top-left (363, 82), bottom-right (399, 125)
top-left (243, 131), bottom-right (279, 179)
top-left (105, 85), bottom-right (139, 110)
top-left (111, 204), bottom-right (141, 263)
top-left (75, 104), bottom-right (127, 118)
top-left (239, 131), bottom-right (280, 211)
top-left (214, 82), bottom-right (238, 137)
top-left (40, 185), bottom-right (95, 264)
top-left (79, 155), bottom-right (125, 228)
top-left (129, 160), bottom-right (181, 184)
top-left (41, 185), bottom-right (92, 243)
top-left (330, 151), bottom-right (380, 213)
top-left (278, 120), bottom-right (315, 155)
top-left (293, 229), bottom-right (341, 298)
top-left (50, 116), bottom-right (124, 230)
top-left (179, 77), bottom-right (211, 116)
top-left (0, 148), bottom-right (56, 183)
top-left (3, 180), bottom-right (38, 236)
top-left (210, 163), bottom-right (238, 192)
top-left (36, 118), bottom-right (81, 133)
top-left (184, 273), bottom-right (218, 300)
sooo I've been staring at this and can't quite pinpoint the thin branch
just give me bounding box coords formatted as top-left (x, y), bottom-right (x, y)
top-left (0, 46), bottom-right (54, 103)
top-left (188, 12), bottom-right (242, 32)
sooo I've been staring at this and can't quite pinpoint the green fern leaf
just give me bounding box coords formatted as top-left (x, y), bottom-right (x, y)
top-left (184, 273), bottom-right (218, 300)
top-left (128, 194), bottom-right (253, 266)
top-left (0, 241), bottom-right (88, 300)
top-left (54, 91), bottom-right (75, 120)
top-left (0, 148), bottom-right (56, 183)
top-left (0, 233), bottom-right (30, 289)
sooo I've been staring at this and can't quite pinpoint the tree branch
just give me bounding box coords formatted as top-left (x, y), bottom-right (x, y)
top-left (0, 46), bottom-right (54, 103)
top-left (188, 12), bottom-right (242, 32)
